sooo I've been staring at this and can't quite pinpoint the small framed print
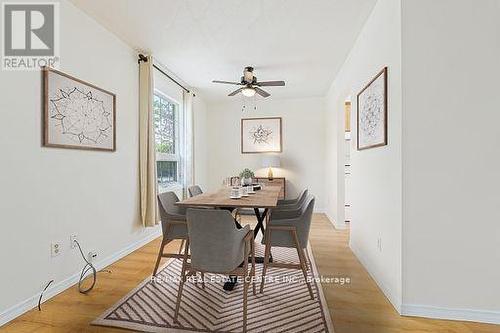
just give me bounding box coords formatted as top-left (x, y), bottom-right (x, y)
top-left (241, 117), bottom-right (282, 154)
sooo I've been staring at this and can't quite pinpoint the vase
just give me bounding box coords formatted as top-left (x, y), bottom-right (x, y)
top-left (241, 177), bottom-right (252, 186)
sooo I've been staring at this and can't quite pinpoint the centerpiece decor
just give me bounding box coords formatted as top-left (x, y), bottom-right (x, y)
top-left (239, 168), bottom-right (255, 186)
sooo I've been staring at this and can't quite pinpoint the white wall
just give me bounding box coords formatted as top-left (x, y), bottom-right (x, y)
top-left (0, 0), bottom-right (162, 323)
top-left (324, 0), bottom-right (403, 310)
top-left (206, 97), bottom-right (326, 211)
top-left (193, 94), bottom-right (209, 190)
top-left (401, 0), bottom-right (500, 322)
top-left (324, 90), bottom-right (341, 225)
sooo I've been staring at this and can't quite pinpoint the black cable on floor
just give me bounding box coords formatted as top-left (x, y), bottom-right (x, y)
top-left (74, 239), bottom-right (97, 294)
top-left (38, 280), bottom-right (54, 311)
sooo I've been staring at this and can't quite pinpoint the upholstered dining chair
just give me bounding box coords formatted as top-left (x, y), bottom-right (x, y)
top-left (174, 209), bottom-right (256, 332)
top-left (263, 189), bottom-right (309, 224)
top-left (188, 185), bottom-right (203, 197)
top-left (152, 192), bottom-right (189, 276)
top-left (260, 195), bottom-right (316, 299)
top-left (277, 188), bottom-right (308, 209)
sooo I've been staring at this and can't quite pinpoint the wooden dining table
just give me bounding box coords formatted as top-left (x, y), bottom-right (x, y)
top-left (176, 185), bottom-right (282, 239)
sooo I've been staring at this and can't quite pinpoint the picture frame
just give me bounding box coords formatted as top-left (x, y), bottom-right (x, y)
top-left (241, 117), bottom-right (282, 154)
top-left (357, 67), bottom-right (388, 150)
top-left (43, 66), bottom-right (116, 151)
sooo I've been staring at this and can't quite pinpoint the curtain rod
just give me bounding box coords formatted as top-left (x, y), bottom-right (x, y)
top-left (138, 54), bottom-right (191, 94)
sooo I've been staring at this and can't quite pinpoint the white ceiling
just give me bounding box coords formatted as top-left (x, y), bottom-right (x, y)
top-left (69, 0), bottom-right (376, 103)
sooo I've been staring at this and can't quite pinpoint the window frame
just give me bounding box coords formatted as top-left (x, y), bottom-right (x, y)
top-left (153, 89), bottom-right (182, 190)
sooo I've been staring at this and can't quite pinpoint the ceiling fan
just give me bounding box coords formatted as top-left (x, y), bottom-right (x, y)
top-left (212, 66), bottom-right (285, 98)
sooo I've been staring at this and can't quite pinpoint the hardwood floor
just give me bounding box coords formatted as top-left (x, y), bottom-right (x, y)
top-left (1, 214), bottom-right (499, 333)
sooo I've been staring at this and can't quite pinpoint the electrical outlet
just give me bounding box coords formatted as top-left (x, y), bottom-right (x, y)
top-left (88, 251), bottom-right (98, 262)
top-left (51, 242), bottom-right (62, 257)
top-left (70, 234), bottom-right (78, 249)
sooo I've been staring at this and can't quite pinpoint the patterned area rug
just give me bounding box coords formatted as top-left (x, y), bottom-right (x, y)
top-left (92, 241), bottom-right (334, 332)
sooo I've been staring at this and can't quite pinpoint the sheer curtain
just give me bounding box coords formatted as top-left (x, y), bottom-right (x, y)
top-left (139, 55), bottom-right (158, 227)
top-left (181, 90), bottom-right (194, 198)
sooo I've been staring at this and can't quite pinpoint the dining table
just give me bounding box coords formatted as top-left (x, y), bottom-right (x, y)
top-left (176, 185), bottom-right (282, 240)
top-left (176, 185), bottom-right (281, 291)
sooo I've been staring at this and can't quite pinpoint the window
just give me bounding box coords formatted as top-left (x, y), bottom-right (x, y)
top-left (153, 92), bottom-right (181, 193)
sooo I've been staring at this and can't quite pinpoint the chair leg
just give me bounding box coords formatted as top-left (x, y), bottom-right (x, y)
top-left (300, 247), bottom-right (314, 300)
top-left (178, 239), bottom-right (185, 255)
top-left (173, 239), bottom-right (189, 323)
top-left (234, 208), bottom-right (241, 223)
top-left (259, 228), bottom-right (272, 294)
top-left (243, 274), bottom-right (249, 333)
top-left (201, 272), bottom-right (206, 289)
top-left (250, 237), bottom-right (256, 295)
top-left (292, 230), bottom-right (314, 300)
top-left (243, 243), bottom-right (249, 333)
top-left (305, 246), bottom-right (312, 270)
top-left (152, 240), bottom-right (166, 276)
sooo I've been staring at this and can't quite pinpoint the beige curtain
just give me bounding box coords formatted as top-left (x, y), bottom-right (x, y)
top-left (139, 55), bottom-right (158, 227)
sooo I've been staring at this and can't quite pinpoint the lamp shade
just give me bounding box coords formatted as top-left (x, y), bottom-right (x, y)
top-left (261, 155), bottom-right (281, 168)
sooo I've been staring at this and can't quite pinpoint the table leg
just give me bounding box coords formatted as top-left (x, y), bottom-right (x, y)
top-left (253, 208), bottom-right (273, 264)
top-left (253, 208), bottom-right (268, 238)
top-left (223, 275), bottom-right (238, 291)
top-left (224, 207), bottom-right (273, 291)
top-left (222, 208), bottom-right (244, 291)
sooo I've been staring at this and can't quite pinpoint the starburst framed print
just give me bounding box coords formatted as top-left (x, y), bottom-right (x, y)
top-left (241, 117), bottom-right (282, 154)
top-left (357, 67), bottom-right (388, 150)
top-left (43, 67), bottom-right (116, 151)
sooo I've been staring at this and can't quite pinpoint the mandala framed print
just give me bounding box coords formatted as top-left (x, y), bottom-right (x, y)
top-left (357, 67), bottom-right (388, 150)
top-left (241, 117), bottom-right (282, 154)
top-left (43, 67), bottom-right (116, 151)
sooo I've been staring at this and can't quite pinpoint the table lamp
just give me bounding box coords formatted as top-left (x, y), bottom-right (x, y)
top-left (261, 155), bottom-right (281, 180)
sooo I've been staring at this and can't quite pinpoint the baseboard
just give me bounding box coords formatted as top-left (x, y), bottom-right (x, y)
top-left (323, 211), bottom-right (348, 230)
top-left (0, 228), bottom-right (162, 327)
top-left (349, 242), bottom-right (402, 313)
top-left (401, 304), bottom-right (500, 325)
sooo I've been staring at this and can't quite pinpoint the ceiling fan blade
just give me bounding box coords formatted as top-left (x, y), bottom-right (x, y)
top-left (212, 80), bottom-right (242, 85)
top-left (254, 87), bottom-right (271, 98)
top-left (256, 80), bottom-right (285, 87)
top-left (228, 88), bottom-right (244, 96)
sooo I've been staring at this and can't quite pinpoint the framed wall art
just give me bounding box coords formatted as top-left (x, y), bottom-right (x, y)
top-left (357, 67), bottom-right (387, 150)
top-left (241, 117), bottom-right (282, 154)
top-left (43, 66), bottom-right (116, 151)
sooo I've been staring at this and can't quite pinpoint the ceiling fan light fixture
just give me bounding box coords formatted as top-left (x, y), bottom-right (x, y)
top-left (213, 66), bottom-right (284, 98)
top-left (242, 87), bottom-right (256, 97)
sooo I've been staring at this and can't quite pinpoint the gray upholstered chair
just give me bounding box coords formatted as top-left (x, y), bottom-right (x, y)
top-left (152, 192), bottom-right (188, 276)
top-left (260, 195), bottom-right (316, 299)
top-left (277, 188), bottom-right (308, 209)
top-left (174, 209), bottom-right (256, 332)
top-left (188, 185), bottom-right (203, 197)
top-left (268, 189), bottom-right (309, 221)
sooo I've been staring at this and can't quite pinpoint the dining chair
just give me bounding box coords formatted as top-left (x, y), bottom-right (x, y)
top-left (263, 189), bottom-right (309, 224)
top-left (152, 192), bottom-right (189, 276)
top-left (174, 208), bottom-right (256, 332)
top-left (188, 185), bottom-right (203, 197)
top-left (277, 188), bottom-right (308, 209)
top-left (260, 195), bottom-right (316, 299)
